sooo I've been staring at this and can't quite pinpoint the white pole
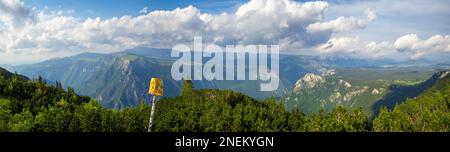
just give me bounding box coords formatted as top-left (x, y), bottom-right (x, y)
top-left (148, 96), bottom-right (157, 132)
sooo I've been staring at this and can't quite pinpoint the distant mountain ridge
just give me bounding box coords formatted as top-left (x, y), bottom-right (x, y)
top-left (7, 48), bottom-right (310, 108)
top-left (6, 47), bottom-right (447, 109)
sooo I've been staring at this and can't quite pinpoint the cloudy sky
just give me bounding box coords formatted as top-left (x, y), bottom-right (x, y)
top-left (0, 0), bottom-right (449, 65)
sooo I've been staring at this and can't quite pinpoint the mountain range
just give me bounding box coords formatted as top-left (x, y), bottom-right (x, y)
top-left (5, 47), bottom-right (449, 112)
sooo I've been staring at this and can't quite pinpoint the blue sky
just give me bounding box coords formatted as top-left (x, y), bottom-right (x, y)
top-left (24, 0), bottom-right (354, 18)
top-left (24, 0), bottom-right (246, 18)
top-left (1, 0), bottom-right (449, 64)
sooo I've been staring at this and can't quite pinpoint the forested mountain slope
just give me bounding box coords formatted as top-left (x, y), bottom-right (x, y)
top-left (1, 67), bottom-right (448, 132)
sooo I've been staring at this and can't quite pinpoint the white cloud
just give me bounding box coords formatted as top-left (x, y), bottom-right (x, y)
top-left (394, 34), bottom-right (450, 59)
top-left (139, 6), bottom-right (148, 14)
top-left (0, 0), bottom-right (33, 30)
top-left (316, 34), bottom-right (450, 59)
top-left (316, 36), bottom-right (397, 59)
top-left (200, 0), bottom-right (330, 46)
top-left (1, 5), bottom-right (206, 62)
top-left (306, 8), bottom-right (377, 34)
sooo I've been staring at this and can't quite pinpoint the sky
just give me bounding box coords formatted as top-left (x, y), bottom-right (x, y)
top-left (0, 0), bottom-right (449, 65)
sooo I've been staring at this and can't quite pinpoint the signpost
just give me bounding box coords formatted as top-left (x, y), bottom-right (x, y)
top-left (148, 78), bottom-right (164, 132)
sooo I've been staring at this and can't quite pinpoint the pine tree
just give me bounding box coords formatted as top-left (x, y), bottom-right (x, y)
top-left (181, 80), bottom-right (193, 96)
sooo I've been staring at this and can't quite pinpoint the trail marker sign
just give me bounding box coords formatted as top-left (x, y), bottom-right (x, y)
top-left (148, 77), bottom-right (163, 132)
top-left (149, 78), bottom-right (164, 96)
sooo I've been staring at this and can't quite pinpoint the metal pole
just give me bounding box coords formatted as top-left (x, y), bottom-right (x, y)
top-left (148, 96), bottom-right (157, 132)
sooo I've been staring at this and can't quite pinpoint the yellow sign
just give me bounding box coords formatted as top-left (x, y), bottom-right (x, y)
top-left (149, 78), bottom-right (164, 96)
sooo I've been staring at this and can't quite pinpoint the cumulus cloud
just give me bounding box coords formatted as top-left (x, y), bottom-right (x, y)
top-left (306, 8), bottom-right (377, 34)
top-left (0, 0), bottom-right (33, 30)
top-left (1, 0), bottom-right (346, 64)
top-left (316, 34), bottom-right (450, 59)
top-left (1, 5), bottom-right (207, 62)
top-left (395, 34), bottom-right (450, 59)
top-left (200, 0), bottom-right (330, 47)
top-left (316, 36), bottom-right (397, 59)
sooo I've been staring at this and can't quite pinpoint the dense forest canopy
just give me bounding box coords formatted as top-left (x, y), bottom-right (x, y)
top-left (0, 67), bottom-right (449, 132)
